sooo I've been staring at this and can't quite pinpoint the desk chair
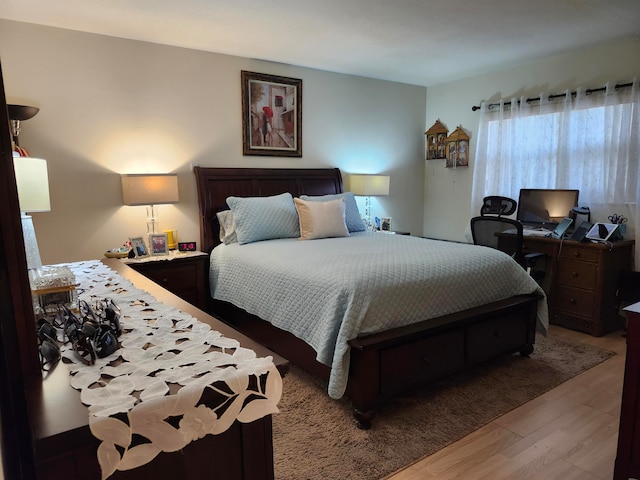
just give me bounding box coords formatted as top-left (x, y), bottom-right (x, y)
top-left (480, 196), bottom-right (517, 217)
top-left (471, 196), bottom-right (546, 283)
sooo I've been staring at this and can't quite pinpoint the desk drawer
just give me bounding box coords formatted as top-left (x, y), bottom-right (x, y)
top-left (557, 259), bottom-right (599, 289)
top-left (559, 246), bottom-right (600, 263)
top-left (555, 285), bottom-right (596, 317)
top-left (380, 329), bottom-right (464, 394)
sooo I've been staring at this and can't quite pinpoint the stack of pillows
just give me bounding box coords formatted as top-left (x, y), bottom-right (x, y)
top-left (217, 192), bottom-right (366, 245)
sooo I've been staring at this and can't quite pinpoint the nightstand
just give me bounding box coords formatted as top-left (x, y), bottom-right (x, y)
top-left (120, 251), bottom-right (209, 310)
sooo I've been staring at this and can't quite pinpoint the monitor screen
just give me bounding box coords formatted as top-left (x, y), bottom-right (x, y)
top-left (517, 189), bottom-right (579, 227)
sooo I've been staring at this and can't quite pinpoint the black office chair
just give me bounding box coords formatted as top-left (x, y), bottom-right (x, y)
top-left (471, 196), bottom-right (546, 283)
top-left (480, 196), bottom-right (517, 217)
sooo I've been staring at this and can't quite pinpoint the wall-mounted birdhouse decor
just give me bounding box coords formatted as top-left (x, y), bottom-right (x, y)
top-left (444, 125), bottom-right (470, 168)
top-left (424, 119), bottom-right (448, 160)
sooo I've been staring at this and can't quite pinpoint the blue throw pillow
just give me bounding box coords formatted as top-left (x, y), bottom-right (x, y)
top-left (226, 192), bottom-right (300, 244)
top-left (299, 192), bottom-right (366, 232)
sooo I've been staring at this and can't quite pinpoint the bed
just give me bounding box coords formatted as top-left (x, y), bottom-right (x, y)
top-left (194, 166), bottom-right (548, 428)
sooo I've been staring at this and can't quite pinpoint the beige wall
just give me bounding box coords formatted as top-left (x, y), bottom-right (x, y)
top-left (423, 37), bottom-right (640, 242)
top-left (0, 20), bottom-right (426, 264)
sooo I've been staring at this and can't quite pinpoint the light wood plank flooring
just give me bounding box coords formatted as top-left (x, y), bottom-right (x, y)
top-left (386, 325), bottom-right (626, 480)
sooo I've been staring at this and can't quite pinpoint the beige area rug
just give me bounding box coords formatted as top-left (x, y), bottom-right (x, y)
top-left (272, 334), bottom-right (615, 480)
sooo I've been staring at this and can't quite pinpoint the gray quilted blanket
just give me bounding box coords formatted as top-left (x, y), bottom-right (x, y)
top-left (209, 232), bottom-right (548, 399)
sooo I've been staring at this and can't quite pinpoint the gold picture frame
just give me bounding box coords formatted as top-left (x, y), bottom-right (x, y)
top-left (241, 71), bottom-right (302, 157)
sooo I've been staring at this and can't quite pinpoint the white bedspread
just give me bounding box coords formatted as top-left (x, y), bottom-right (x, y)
top-left (210, 232), bottom-right (548, 399)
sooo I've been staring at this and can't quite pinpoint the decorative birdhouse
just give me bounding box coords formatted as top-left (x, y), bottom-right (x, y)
top-left (444, 125), bottom-right (470, 168)
top-left (424, 119), bottom-right (448, 160)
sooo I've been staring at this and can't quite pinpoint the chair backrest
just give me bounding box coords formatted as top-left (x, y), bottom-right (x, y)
top-left (470, 216), bottom-right (524, 263)
top-left (481, 196), bottom-right (517, 217)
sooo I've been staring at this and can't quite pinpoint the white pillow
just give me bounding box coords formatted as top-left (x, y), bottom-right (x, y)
top-left (299, 192), bottom-right (366, 232)
top-left (293, 197), bottom-right (350, 240)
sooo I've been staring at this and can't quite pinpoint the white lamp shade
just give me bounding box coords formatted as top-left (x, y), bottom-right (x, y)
top-left (13, 157), bottom-right (51, 212)
top-left (349, 174), bottom-right (390, 196)
top-left (121, 174), bottom-right (179, 206)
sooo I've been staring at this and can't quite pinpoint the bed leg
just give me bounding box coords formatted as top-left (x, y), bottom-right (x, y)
top-left (353, 408), bottom-right (376, 430)
top-left (519, 344), bottom-right (534, 356)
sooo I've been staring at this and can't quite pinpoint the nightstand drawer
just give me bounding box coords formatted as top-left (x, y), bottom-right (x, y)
top-left (555, 285), bottom-right (596, 316)
top-left (557, 259), bottom-right (599, 289)
top-left (142, 264), bottom-right (197, 291)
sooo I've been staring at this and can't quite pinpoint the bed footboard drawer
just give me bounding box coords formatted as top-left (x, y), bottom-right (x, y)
top-left (466, 314), bottom-right (528, 364)
top-left (380, 329), bottom-right (464, 394)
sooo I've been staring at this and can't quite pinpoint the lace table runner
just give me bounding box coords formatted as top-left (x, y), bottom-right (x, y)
top-left (59, 260), bottom-right (282, 480)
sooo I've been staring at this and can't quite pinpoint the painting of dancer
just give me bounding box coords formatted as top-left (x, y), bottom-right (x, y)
top-left (241, 71), bottom-right (302, 157)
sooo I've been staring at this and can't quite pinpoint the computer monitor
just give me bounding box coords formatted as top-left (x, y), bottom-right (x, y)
top-left (517, 189), bottom-right (579, 228)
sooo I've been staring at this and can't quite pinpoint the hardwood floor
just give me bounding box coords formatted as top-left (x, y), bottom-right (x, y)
top-left (386, 325), bottom-right (627, 480)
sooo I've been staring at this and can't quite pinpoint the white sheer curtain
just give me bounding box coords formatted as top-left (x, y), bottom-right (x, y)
top-left (471, 78), bottom-right (640, 267)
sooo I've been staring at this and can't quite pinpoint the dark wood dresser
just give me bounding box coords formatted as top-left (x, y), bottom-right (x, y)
top-left (27, 259), bottom-right (289, 480)
top-left (614, 302), bottom-right (640, 479)
top-left (522, 237), bottom-right (633, 336)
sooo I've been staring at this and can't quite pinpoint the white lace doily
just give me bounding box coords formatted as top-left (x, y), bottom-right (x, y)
top-left (57, 261), bottom-right (282, 480)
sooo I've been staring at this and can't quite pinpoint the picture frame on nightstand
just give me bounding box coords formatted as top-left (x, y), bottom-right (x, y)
top-left (129, 236), bottom-right (149, 258)
top-left (149, 233), bottom-right (169, 256)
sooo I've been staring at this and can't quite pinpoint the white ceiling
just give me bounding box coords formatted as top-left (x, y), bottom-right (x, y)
top-left (2, 0), bottom-right (639, 87)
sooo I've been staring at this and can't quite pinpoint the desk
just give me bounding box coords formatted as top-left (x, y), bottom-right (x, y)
top-left (27, 259), bottom-right (289, 480)
top-left (522, 236), bottom-right (634, 336)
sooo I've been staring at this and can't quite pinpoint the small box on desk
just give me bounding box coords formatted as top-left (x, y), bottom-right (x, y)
top-left (29, 265), bottom-right (78, 316)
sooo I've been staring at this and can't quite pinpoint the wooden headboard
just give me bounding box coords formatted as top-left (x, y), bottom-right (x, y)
top-left (194, 167), bottom-right (344, 253)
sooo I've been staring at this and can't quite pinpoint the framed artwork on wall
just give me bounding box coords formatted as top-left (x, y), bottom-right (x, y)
top-left (241, 70), bottom-right (302, 157)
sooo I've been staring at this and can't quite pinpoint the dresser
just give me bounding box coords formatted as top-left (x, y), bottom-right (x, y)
top-left (28, 259), bottom-right (289, 480)
top-left (614, 302), bottom-right (640, 479)
top-left (522, 237), bottom-right (633, 336)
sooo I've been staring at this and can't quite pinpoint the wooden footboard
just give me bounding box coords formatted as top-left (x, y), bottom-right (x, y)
top-left (211, 294), bottom-right (541, 429)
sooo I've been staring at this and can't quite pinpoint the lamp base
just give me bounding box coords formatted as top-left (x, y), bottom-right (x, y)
top-left (21, 213), bottom-right (42, 269)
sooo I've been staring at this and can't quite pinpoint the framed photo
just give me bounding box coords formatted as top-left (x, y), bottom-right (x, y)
top-left (241, 70), bottom-right (302, 157)
top-left (149, 233), bottom-right (169, 256)
top-left (381, 217), bottom-right (392, 232)
top-left (129, 236), bottom-right (149, 258)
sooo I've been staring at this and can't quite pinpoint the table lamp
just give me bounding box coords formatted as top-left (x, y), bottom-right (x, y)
top-left (13, 157), bottom-right (51, 269)
top-left (350, 174), bottom-right (390, 228)
top-left (121, 174), bottom-right (179, 234)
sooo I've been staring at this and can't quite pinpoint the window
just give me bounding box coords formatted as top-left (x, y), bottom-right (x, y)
top-left (471, 80), bottom-right (639, 265)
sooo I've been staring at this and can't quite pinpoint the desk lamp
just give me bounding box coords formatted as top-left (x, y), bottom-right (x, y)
top-left (121, 174), bottom-right (179, 234)
top-left (350, 174), bottom-right (390, 228)
top-left (13, 157), bottom-right (51, 269)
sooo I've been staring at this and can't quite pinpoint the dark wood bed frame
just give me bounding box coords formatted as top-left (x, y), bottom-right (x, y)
top-left (194, 166), bottom-right (541, 429)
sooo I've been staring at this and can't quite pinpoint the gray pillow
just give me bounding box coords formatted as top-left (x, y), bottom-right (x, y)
top-left (226, 192), bottom-right (300, 244)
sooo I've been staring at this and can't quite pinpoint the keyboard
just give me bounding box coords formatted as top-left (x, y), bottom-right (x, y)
top-left (523, 228), bottom-right (552, 237)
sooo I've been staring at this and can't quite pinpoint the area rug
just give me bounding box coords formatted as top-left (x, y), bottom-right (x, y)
top-left (272, 334), bottom-right (615, 480)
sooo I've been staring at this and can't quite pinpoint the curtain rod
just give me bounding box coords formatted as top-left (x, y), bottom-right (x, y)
top-left (471, 82), bottom-right (634, 111)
